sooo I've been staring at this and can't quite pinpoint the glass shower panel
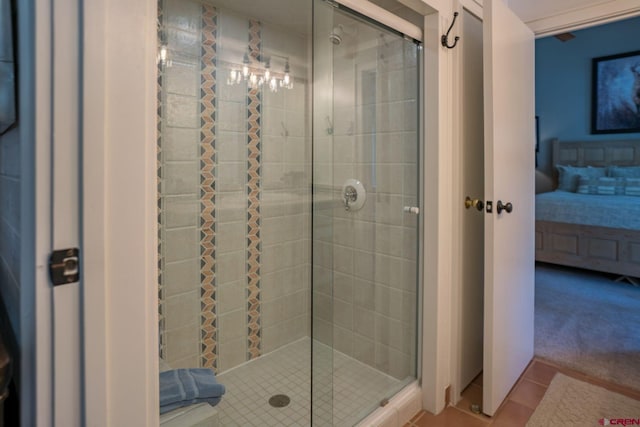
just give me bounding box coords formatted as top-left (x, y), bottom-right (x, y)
top-left (312, 1), bottom-right (421, 425)
top-left (158, 0), bottom-right (312, 425)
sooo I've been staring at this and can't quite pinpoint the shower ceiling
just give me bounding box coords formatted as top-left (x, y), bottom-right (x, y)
top-left (207, 0), bottom-right (311, 34)
top-left (368, 0), bottom-right (423, 28)
top-left (209, 0), bottom-right (423, 34)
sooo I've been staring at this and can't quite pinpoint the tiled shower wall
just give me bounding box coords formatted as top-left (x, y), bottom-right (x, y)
top-left (313, 29), bottom-right (419, 380)
top-left (159, 0), bottom-right (310, 373)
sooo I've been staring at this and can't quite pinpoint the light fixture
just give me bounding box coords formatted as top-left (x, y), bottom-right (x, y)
top-left (227, 50), bottom-right (293, 92)
top-left (228, 69), bottom-right (241, 85)
top-left (159, 45), bottom-right (167, 63)
top-left (281, 60), bottom-right (292, 89)
top-left (264, 58), bottom-right (271, 81)
top-left (157, 22), bottom-right (171, 66)
top-left (242, 52), bottom-right (250, 78)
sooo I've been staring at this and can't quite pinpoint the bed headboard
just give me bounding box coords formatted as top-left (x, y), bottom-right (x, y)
top-left (552, 138), bottom-right (640, 168)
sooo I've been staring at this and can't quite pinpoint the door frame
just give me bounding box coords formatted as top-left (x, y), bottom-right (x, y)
top-left (420, 4), bottom-right (456, 415)
top-left (25, 0), bottom-right (54, 424)
top-left (82, 0), bottom-right (159, 425)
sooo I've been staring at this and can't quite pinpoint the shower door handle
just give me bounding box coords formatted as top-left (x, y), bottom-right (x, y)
top-left (403, 206), bottom-right (419, 214)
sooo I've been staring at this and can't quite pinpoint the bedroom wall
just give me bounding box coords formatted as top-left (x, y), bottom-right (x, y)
top-left (535, 16), bottom-right (640, 179)
top-left (0, 127), bottom-right (20, 345)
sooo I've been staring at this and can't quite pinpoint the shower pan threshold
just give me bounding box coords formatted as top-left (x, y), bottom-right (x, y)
top-left (215, 337), bottom-right (409, 426)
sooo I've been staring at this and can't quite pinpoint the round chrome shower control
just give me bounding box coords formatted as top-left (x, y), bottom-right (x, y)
top-left (342, 179), bottom-right (366, 211)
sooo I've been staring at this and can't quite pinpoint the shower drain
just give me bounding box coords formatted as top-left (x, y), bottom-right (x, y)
top-left (269, 394), bottom-right (291, 408)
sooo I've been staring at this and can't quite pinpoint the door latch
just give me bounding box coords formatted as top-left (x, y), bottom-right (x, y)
top-left (49, 248), bottom-right (80, 286)
top-left (485, 201), bottom-right (493, 213)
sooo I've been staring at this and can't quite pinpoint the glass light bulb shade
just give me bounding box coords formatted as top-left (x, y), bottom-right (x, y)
top-left (283, 73), bottom-right (290, 85)
top-left (242, 64), bottom-right (250, 78)
top-left (264, 69), bottom-right (270, 80)
top-left (250, 73), bottom-right (258, 84)
top-left (269, 77), bottom-right (278, 92)
top-left (160, 46), bottom-right (167, 62)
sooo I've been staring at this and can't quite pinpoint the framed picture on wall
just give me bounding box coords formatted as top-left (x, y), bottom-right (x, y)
top-left (591, 50), bottom-right (640, 134)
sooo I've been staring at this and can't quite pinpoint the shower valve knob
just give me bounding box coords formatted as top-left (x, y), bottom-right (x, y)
top-left (342, 179), bottom-right (366, 212)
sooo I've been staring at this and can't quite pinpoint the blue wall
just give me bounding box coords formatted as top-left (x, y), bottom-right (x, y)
top-left (535, 17), bottom-right (640, 176)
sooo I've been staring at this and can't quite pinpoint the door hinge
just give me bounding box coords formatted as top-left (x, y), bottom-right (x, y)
top-left (49, 248), bottom-right (80, 286)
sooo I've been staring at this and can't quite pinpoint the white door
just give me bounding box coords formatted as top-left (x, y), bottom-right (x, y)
top-left (482, 0), bottom-right (535, 416)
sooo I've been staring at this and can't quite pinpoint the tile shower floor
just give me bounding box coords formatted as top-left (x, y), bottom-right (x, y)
top-left (215, 337), bottom-right (406, 426)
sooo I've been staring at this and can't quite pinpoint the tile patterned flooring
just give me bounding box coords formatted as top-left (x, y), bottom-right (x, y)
top-left (216, 337), bottom-right (409, 426)
top-left (404, 358), bottom-right (640, 427)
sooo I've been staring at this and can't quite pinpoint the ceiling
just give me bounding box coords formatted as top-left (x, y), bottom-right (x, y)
top-left (503, 0), bottom-right (640, 35)
top-left (508, 0), bottom-right (614, 24)
top-left (206, 0), bottom-right (639, 38)
top-left (370, 0), bottom-right (640, 36)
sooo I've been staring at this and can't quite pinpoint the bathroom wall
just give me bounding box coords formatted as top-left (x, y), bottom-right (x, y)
top-left (313, 21), bottom-right (419, 380)
top-left (159, 0), bottom-right (310, 373)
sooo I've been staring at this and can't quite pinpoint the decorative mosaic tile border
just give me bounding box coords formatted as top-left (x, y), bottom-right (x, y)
top-left (246, 18), bottom-right (263, 360)
top-left (157, 0), bottom-right (166, 360)
top-left (199, 4), bottom-right (219, 371)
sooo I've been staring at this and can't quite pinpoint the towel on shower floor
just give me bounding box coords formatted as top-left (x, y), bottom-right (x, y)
top-left (159, 368), bottom-right (226, 414)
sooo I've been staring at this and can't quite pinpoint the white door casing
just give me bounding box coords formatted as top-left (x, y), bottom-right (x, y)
top-left (482, 0), bottom-right (535, 416)
top-left (52, 0), bottom-right (82, 424)
top-left (82, 0), bottom-right (160, 425)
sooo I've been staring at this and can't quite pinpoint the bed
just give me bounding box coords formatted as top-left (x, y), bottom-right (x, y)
top-left (535, 139), bottom-right (640, 278)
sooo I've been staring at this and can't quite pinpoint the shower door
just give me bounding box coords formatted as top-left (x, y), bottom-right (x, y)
top-left (312, 1), bottom-right (422, 425)
top-left (157, 0), bottom-right (420, 423)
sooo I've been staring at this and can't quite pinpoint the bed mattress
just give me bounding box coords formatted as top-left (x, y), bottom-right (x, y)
top-left (535, 191), bottom-right (640, 230)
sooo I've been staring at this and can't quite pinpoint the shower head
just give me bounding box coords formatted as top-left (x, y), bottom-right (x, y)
top-left (329, 25), bottom-right (344, 45)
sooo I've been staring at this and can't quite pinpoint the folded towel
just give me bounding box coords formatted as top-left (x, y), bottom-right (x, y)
top-left (160, 368), bottom-right (226, 414)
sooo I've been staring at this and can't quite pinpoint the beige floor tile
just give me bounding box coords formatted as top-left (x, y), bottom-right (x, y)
top-left (508, 379), bottom-right (547, 410)
top-left (472, 373), bottom-right (483, 387)
top-left (412, 407), bottom-right (490, 427)
top-left (490, 400), bottom-right (534, 427)
top-left (523, 360), bottom-right (558, 386)
top-left (405, 358), bottom-right (640, 427)
top-left (455, 383), bottom-right (483, 415)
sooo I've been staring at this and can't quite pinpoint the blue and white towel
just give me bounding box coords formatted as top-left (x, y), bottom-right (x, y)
top-left (160, 368), bottom-right (226, 414)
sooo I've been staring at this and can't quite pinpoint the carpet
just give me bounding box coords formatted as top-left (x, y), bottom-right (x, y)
top-left (526, 374), bottom-right (640, 427)
top-left (535, 263), bottom-right (640, 392)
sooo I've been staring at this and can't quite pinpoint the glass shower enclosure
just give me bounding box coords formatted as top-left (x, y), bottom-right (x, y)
top-left (157, 0), bottom-right (421, 424)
